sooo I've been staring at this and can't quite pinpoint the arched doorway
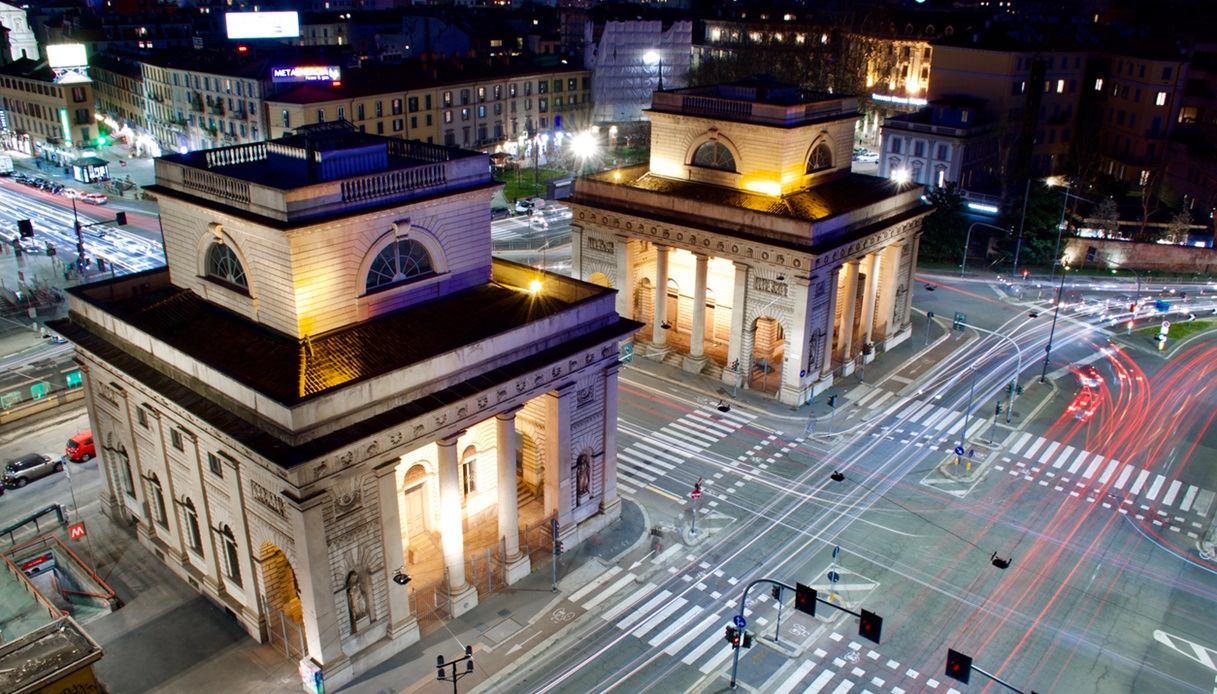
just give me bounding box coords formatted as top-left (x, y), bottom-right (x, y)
top-left (259, 543), bottom-right (304, 658)
top-left (750, 316), bottom-right (785, 395)
top-left (402, 464), bottom-right (429, 543)
top-left (588, 271), bottom-right (611, 288)
top-left (635, 277), bottom-right (653, 340)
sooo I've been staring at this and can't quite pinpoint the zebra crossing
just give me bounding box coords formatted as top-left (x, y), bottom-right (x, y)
top-left (563, 556), bottom-right (952, 693)
top-left (616, 405), bottom-right (756, 500)
top-left (996, 431), bottom-right (1216, 539)
top-left (863, 399), bottom-right (995, 449)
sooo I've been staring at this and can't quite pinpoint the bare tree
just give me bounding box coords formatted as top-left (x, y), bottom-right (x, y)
top-left (1164, 209), bottom-right (1194, 244)
top-left (1094, 197), bottom-right (1120, 238)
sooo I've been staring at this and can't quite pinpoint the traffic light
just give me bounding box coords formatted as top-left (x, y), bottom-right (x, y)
top-left (115, 211), bottom-right (128, 226)
top-left (76, 242), bottom-right (86, 254)
top-left (17, 219), bottom-right (33, 238)
top-left (741, 631), bottom-right (753, 649)
top-left (994, 402), bottom-right (1003, 415)
top-left (945, 648), bottom-right (973, 684)
top-left (1015, 385), bottom-right (1024, 395)
top-left (794, 582), bottom-right (817, 617)
top-left (96, 135), bottom-right (108, 147)
top-left (724, 625), bottom-right (739, 646)
top-left (555, 539), bottom-right (564, 555)
top-left (771, 585), bottom-right (782, 601)
top-left (858, 608), bottom-right (882, 644)
top-left (1130, 303), bottom-right (1137, 313)
top-left (45, 243), bottom-right (55, 256)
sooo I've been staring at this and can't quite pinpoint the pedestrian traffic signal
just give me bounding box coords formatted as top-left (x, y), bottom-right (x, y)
top-left (771, 585), bottom-right (782, 601)
top-left (994, 402), bottom-right (1003, 415)
top-left (795, 582), bottom-right (817, 617)
top-left (945, 648), bottom-right (973, 684)
top-left (115, 211), bottom-right (128, 226)
top-left (96, 135), bottom-right (108, 147)
top-left (742, 631), bottom-right (753, 649)
top-left (18, 219), bottom-right (33, 238)
top-left (858, 608), bottom-right (882, 644)
top-left (1015, 385), bottom-right (1024, 395)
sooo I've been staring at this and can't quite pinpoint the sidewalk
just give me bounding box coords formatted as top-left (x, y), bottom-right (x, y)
top-left (5, 148), bottom-right (160, 218)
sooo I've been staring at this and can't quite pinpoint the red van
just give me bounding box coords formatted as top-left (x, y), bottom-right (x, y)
top-left (66, 430), bottom-right (95, 462)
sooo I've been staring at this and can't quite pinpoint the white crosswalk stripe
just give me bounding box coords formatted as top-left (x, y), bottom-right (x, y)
top-left (580, 572), bottom-right (636, 610)
top-left (646, 604), bottom-right (704, 647)
top-left (1083, 454), bottom-right (1105, 480)
top-left (615, 590), bottom-right (672, 631)
top-left (631, 597), bottom-right (687, 638)
top-left (1054, 445), bottom-right (1075, 469)
top-left (663, 613), bottom-right (719, 655)
top-left (1024, 436), bottom-right (1048, 459)
top-left (1145, 475), bottom-right (1166, 501)
top-left (568, 566), bottom-right (621, 604)
top-left (601, 583), bottom-right (657, 622)
top-left (1180, 485), bottom-right (1199, 512)
top-left (1098, 459), bottom-right (1121, 484)
top-left (1068, 449), bottom-right (1090, 474)
top-left (681, 623), bottom-right (725, 665)
top-left (773, 661), bottom-right (818, 694)
top-left (804, 670), bottom-right (836, 694)
top-left (1009, 432), bottom-right (1032, 455)
top-left (1114, 464), bottom-right (1135, 490)
top-left (1129, 469), bottom-right (1150, 495)
top-left (1162, 479), bottom-right (1184, 506)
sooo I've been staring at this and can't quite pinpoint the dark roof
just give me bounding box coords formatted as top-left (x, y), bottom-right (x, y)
top-left (664, 76), bottom-right (836, 107)
top-left (0, 57), bottom-right (54, 82)
top-left (589, 165), bottom-right (904, 225)
top-left (62, 270), bottom-right (590, 405)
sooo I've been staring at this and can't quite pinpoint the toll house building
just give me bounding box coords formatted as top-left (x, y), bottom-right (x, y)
top-left (569, 79), bottom-right (930, 406)
top-left (53, 123), bottom-right (639, 690)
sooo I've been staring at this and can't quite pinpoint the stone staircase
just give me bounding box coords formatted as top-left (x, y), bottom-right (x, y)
top-left (657, 350), bottom-right (725, 383)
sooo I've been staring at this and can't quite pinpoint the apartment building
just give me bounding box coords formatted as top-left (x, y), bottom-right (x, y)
top-left (139, 52), bottom-right (272, 154)
top-left (265, 61), bottom-right (592, 155)
top-left (0, 57), bottom-right (96, 163)
top-left (1092, 52), bottom-right (1188, 188)
top-left (879, 96), bottom-right (998, 191)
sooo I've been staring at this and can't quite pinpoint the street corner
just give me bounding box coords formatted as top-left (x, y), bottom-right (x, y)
top-left (680, 508), bottom-right (735, 547)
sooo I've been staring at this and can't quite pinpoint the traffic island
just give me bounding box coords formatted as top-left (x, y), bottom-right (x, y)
top-left (937, 444), bottom-right (994, 483)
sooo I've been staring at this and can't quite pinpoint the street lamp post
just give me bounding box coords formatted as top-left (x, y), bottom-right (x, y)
top-left (955, 363), bottom-right (978, 467)
top-left (957, 319), bottom-right (1024, 424)
top-left (963, 222), bottom-right (1010, 278)
top-left (1047, 179), bottom-right (1071, 283)
top-left (1040, 266), bottom-right (1070, 383)
top-left (1011, 177), bottom-right (1033, 280)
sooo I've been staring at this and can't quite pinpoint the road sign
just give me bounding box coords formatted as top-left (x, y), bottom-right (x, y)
top-left (690, 488), bottom-right (701, 501)
top-left (967, 449), bottom-right (975, 458)
top-left (954, 446), bottom-right (964, 456)
top-left (952, 312), bottom-right (967, 330)
top-left (733, 614), bottom-right (746, 629)
top-left (68, 521), bottom-right (86, 541)
top-left (621, 343), bottom-right (634, 364)
top-left (832, 545), bottom-right (840, 560)
top-left (1160, 320), bottom-right (1171, 335)
top-left (827, 570), bottom-right (840, 583)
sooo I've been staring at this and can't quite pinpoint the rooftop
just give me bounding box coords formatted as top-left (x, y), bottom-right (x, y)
top-left (0, 618), bottom-right (101, 694)
top-left (648, 77), bottom-right (858, 128)
top-left (148, 123), bottom-right (491, 225)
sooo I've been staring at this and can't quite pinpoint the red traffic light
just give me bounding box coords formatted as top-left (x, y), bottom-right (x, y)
top-left (858, 608), bottom-right (883, 644)
top-left (795, 582), bottom-right (817, 617)
top-left (946, 648), bottom-right (973, 684)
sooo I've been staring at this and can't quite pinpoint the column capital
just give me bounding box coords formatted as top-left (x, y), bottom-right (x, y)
top-left (654, 243), bottom-right (670, 253)
top-left (693, 251), bottom-right (710, 262)
top-left (437, 433), bottom-right (465, 448)
top-left (733, 260), bottom-right (752, 271)
top-left (844, 258), bottom-right (861, 267)
top-left (495, 406), bottom-right (524, 421)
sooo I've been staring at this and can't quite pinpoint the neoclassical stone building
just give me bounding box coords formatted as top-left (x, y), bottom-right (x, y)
top-left (53, 124), bottom-right (638, 690)
top-left (569, 78), bottom-right (931, 405)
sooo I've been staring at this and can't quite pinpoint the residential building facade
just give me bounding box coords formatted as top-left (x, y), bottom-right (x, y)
top-left (880, 96), bottom-right (998, 191)
top-left (0, 58), bottom-right (96, 162)
top-left (140, 53), bottom-right (269, 154)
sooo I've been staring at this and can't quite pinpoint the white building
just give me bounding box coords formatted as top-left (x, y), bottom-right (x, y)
top-left (585, 19), bottom-right (692, 123)
top-left (54, 123), bottom-right (638, 691)
top-left (878, 96), bottom-right (998, 191)
top-left (0, 1), bottom-right (37, 63)
top-left (569, 79), bottom-right (930, 406)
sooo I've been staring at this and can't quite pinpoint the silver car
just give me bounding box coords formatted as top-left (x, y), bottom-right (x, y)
top-left (3, 453), bottom-right (63, 488)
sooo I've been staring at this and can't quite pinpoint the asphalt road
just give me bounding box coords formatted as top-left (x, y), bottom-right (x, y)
top-left (486, 270), bottom-right (1217, 694)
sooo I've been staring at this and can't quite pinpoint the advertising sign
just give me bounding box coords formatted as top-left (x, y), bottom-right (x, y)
top-left (271, 65), bottom-right (342, 83)
top-left (47, 44), bottom-right (88, 69)
top-left (225, 11), bottom-right (300, 39)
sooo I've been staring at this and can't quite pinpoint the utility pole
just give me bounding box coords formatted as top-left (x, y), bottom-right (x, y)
top-left (1040, 268), bottom-right (1069, 383)
top-left (1011, 178), bottom-right (1033, 284)
top-left (436, 645), bottom-right (474, 694)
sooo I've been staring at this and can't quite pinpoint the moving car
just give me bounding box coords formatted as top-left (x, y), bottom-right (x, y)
top-left (81, 192), bottom-right (108, 205)
top-left (65, 430), bottom-right (95, 462)
top-left (1068, 389), bottom-right (1099, 421)
top-left (1077, 365), bottom-right (1103, 389)
top-left (3, 453), bottom-right (62, 488)
top-left (514, 197), bottom-right (537, 214)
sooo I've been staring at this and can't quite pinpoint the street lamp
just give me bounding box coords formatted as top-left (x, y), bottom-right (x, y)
top-left (570, 130), bottom-right (598, 175)
top-left (1046, 177), bottom-right (1072, 282)
top-left (1040, 264), bottom-right (1070, 383)
top-left (891, 168), bottom-right (911, 185)
top-left (963, 222), bottom-right (1008, 277)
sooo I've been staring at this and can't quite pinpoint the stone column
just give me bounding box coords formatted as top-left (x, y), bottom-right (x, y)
top-left (860, 252), bottom-right (882, 362)
top-left (600, 362), bottom-right (622, 517)
top-left (875, 244), bottom-right (902, 346)
top-left (779, 275), bottom-right (813, 406)
top-left (291, 497), bottom-right (352, 687)
top-left (376, 461), bottom-right (420, 643)
top-left (819, 267), bottom-right (841, 382)
top-left (683, 252), bottom-right (710, 373)
top-left (837, 260), bottom-right (860, 376)
top-left (900, 235), bottom-right (920, 331)
top-left (651, 244), bottom-right (670, 349)
top-left (437, 435), bottom-right (478, 616)
top-left (722, 261), bottom-right (750, 388)
top-left (496, 409), bottom-right (530, 584)
top-left (570, 223), bottom-right (584, 279)
top-left (614, 234), bottom-right (634, 320)
top-left (544, 384), bottom-right (573, 529)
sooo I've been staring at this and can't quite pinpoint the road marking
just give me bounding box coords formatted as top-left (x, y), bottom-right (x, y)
top-left (568, 566), bottom-right (622, 603)
top-left (802, 670), bottom-right (835, 694)
top-left (1145, 475), bottom-right (1166, 501)
top-left (1009, 432), bottom-right (1032, 455)
top-left (1180, 485), bottom-right (1199, 512)
top-left (662, 613), bottom-right (717, 655)
top-left (1130, 469), bottom-right (1150, 495)
top-left (1153, 629), bottom-right (1217, 672)
top-left (1038, 442), bottom-right (1061, 465)
top-left (828, 680), bottom-right (854, 694)
top-left (871, 392), bottom-right (894, 410)
top-left (1067, 449), bottom-right (1089, 474)
top-left (1054, 445), bottom-right (1075, 469)
top-left (632, 597), bottom-right (687, 638)
top-left (1194, 489), bottom-right (1215, 517)
top-left (615, 590), bottom-right (673, 631)
top-left (906, 402), bottom-right (933, 423)
top-left (581, 573), bottom-right (637, 610)
top-left (774, 661), bottom-right (820, 694)
top-left (1024, 437), bottom-right (1048, 459)
top-left (600, 583), bottom-right (657, 622)
top-left (1098, 459), bottom-right (1121, 484)
top-left (1082, 454), bottom-right (1104, 480)
top-left (697, 640), bottom-right (736, 674)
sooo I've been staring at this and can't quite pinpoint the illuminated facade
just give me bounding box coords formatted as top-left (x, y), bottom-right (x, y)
top-left (139, 54), bottom-right (270, 154)
top-left (0, 58), bottom-right (96, 160)
top-left (54, 124), bottom-right (638, 690)
top-left (569, 79), bottom-right (930, 405)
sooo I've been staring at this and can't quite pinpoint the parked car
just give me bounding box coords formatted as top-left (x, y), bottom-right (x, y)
top-left (3, 453), bottom-right (62, 488)
top-left (65, 430), bottom-right (95, 462)
top-left (514, 197), bottom-right (536, 214)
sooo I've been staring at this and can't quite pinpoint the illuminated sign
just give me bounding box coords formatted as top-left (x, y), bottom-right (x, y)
top-left (58, 108), bottom-right (72, 143)
top-left (271, 65), bottom-right (342, 83)
top-left (47, 43), bottom-right (88, 69)
top-left (225, 11), bottom-right (300, 40)
top-left (871, 93), bottom-right (929, 107)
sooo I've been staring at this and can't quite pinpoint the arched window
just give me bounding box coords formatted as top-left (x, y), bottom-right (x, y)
top-left (183, 498), bottom-right (202, 554)
top-left (205, 243), bottom-right (247, 290)
top-left (366, 238), bottom-right (434, 292)
top-left (460, 446), bottom-right (477, 497)
top-left (345, 571), bottom-right (369, 633)
top-left (149, 473), bottom-right (167, 527)
top-left (807, 142), bottom-right (833, 173)
top-left (691, 141), bottom-right (736, 172)
top-left (220, 524), bottom-right (242, 586)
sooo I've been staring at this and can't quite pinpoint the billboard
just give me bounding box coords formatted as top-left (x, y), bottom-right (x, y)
top-left (47, 44), bottom-right (88, 69)
top-left (225, 11), bottom-right (300, 40)
top-left (271, 65), bottom-right (342, 83)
